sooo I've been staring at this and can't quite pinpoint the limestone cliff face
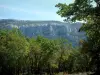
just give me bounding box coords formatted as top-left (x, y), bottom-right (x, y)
top-left (0, 19), bottom-right (86, 46)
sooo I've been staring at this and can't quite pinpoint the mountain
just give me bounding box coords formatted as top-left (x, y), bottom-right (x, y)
top-left (0, 19), bottom-right (86, 46)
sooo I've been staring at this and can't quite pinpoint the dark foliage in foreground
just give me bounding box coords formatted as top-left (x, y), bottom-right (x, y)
top-left (56, 0), bottom-right (100, 74)
top-left (0, 29), bottom-right (90, 75)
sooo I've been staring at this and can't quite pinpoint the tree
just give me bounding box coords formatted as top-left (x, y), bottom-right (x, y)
top-left (56, 0), bottom-right (100, 74)
top-left (0, 29), bottom-right (29, 75)
top-left (36, 36), bottom-right (59, 75)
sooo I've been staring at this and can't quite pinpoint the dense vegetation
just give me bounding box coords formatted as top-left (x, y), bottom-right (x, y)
top-left (56, 0), bottom-right (100, 74)
top-left (0, 29), bottom-right (89, 75)
top-left (0, 0), bottom-right (100, 75)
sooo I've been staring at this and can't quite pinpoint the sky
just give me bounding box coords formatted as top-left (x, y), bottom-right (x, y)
top-left (0, 0), bottom-right (74, 21)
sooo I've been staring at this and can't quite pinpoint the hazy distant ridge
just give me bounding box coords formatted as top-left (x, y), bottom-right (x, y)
top-left (0, 19), bottom-right (85, 46)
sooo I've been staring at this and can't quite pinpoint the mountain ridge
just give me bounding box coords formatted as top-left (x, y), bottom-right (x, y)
top-left (0, 19), bottom-right (85, 46)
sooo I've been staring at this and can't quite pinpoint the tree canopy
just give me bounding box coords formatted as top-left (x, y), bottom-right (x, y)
top-left (56, 0), bottom-right (100, 74)
top-left (0, 29), bottom-right (87, 75)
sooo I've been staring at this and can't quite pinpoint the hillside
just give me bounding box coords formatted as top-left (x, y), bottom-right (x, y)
top-left (0, 19), bottom-right (85, 46)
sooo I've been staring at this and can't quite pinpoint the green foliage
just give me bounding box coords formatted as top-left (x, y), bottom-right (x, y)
top-left (56, 0), bottom-right (100, 74)
top-left (55, 0), bottom-right (94, 21)
top-left (0, 29), bottom-right (29, 74)
top-left (0, 29), bottom-right (90, 75)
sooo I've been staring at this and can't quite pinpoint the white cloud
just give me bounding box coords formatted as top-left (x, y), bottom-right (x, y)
top-left (0, 5), bottom-right (55, 15)
top-left (0, 4), bottom-right (63, 21)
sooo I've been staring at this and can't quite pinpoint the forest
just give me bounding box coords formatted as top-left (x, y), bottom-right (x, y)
top-left (0, 29), bottom-right (91, 75)
top-left (0, 0), bottom-right (100, 75)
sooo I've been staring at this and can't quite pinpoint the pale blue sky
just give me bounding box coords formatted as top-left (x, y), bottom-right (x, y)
top-left (0, 0), bottom-right (74, 21)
